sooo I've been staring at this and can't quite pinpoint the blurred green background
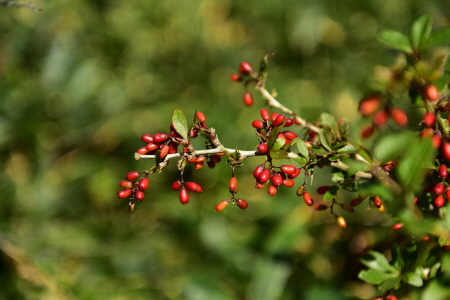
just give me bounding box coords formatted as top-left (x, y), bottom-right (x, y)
top-left (0, 1), bottom-right (449, 299)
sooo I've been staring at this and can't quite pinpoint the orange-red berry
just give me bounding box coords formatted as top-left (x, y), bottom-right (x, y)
top-left (391, 108), bottom-right (408, 127)
top-left (442, 142), bottom-right (450, 160)
top-left (423, 112), bottom-right (436, 127)
top-left (215, 200), bottom-right (229, 212)
top-left (185, 182), bottom-right (202, 193)
top-left (135, 190), bottom-right (145, 201)
top-left (424, 84), bottom-right (439, 101)
top-left (303, 192), bottom-right (314, 206)
top-left (373, 110), bottom-right (390, 127)
top-left (243, 92), bottom-right (254, 107)
top-left (230, 74), bottom-right (242, 82)
top-left (315, 204), bottom-right (328, 211)
top-left (172, 180), bottom-right (182, 191)
top-left (373, 196), bottom-right (382, 208)
top-left (268, 184), bottom-right (278, 196)
top-left (260, 108), bottom-right (270, 121)
top-left (119, 180), bottom-right (133, 188)
top-left (229, 177), bottom-right (238, 193)
top-left (117, 188), bottom-right (132, 199)
top-left (179, 187), bottom-right (189, 204)
top-left (393, 223), bottom-right (404, 230)
top-left (434, 194), bottom-right (445, 207)
top-left (288, 168), bottom-right (301, 179)
top-left (252, 120), bottom-right (266, 129)
top-left (236, 198), bottom-right (248, 209)
top-left (196, 111), bottom-right (206, 123)
top-left (282, 179), bottom-right (295, 187)
top-left (141, 134), bottom-right (154, 143)
top-left (359, 96), bottom-right (381, 116)
top-left (239, 62), bottom-right (254, 75)
top-left (160, 144), bottom-right (169, 159)
top-left (126, 171), bottom-right (140, 181)
top-left (272, 114), bottom-right (285, 127)
top-left (138, 177), bottom-right (149, 191)
top-left (434, 182), bottom-right (444, 194)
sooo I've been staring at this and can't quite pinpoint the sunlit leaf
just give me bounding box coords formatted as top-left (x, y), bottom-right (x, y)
top-left (420, 27), bottom-right (450, 50)
top-left (410, 14), bottom-right (432, 50)
top-left (377, 30), bottom-right (413, 53)
top-left (172, 108), bottom-right (189, 140)
top-left (269, 150), bottom-right (288, 159)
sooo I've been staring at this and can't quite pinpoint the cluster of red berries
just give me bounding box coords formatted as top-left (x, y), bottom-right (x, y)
top-left (373, 293), bottom-right (398, 300)
top-left (117, 171), bottom-right (149, 212)
top-left (215, 175), bottom-right (249, 211)
top-left (252, 163), bottom-right (301, 196)
top-left (230, 61), bottom-right (256, 107)
top-left (359, 95), bottom-right (408, 138)
top-left (252, 108), bottom-right (298, 154)
top-left (171, 179), bottom-right (202, 204)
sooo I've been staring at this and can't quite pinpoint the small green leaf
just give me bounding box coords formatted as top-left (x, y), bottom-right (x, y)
top-left (318, 128), bottom-right (332, 152)
top-left (319, 113), bottom-right (339, 132)
top-left (339, 118), bottom-right (351, 137)
top-left (358, 269), bottom-right (399, 285)
top-left (269, 150), bottom-right (288, 159)
top-left (392, 244), bottom-right (405, 270)
top-left (297, 139), bottom-right (309, 158)
top-left (360, 251), bottom-right (400, 274)
top-left (377, 30), bottom-right (413, 53)
top-left (310, 145), bottom-right (329, 156)
top-left (410, 14), bottom-right (432, 50)
top-left (373, 133), bottom-right (414, 163)
top-left (437, 114), bottom-right (450, 135)
top-left (402, 271), bottom-right (423, 287)
top-left (172, 109), bottom-right (189, 141)
top-left (397, 137), bottom-right (436, 193)
top-left (378, 277), bottom-right (402, 293)
top-left (272, 137), bottom-right (286, 150)
top-left (331, 171), bottom-right (345, 182)
top-left (323, 185), bottom-right (339, 202)
top-left (420, 27), bottom-right (450, 50)
top-left (290, 155), bottom-right (308, 168)
top-left (337, 144), bottom-right (359, 154)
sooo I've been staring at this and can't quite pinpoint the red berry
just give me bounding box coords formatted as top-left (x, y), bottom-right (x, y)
top-left (433, 134), bottom-right (441, 149)
top-left (260, 108), bottom-right (270, 121)
top-left (253, 164), bottom-right (265, 179)
top-left (442, 142), bottom-right (450, 160)
top-left (126, 171), bottom-right (140, 181)
top-left (210, 155), bottom-right (221, 163)
top-left (230, 74), bottom-right (242, 82)
top-left (135, 190), bottom-right (145, 201)
top-left (373, 110), bottom-right (389, 127)
top-left (160, 144), bottom-right (169, 159)
top-left (317, 185), bottom-right (330, 194)
top-left (153, 133), bottom-right (169, 143)
top-left (239, 61), bottom-right (254, 75)
top-left (434, 194), bottom-right (445, 207)
top-left (168, 141), bottom-right (178, 154)
top-left (303, 192), bottom-right (314, 206)
top-left (258, 169), bottom-right (271, 184)
top-left (283, 118), bottom-right (294, 127)
top-left (446, 190), bottom-right (450, 202)
top-left (119, 180), bottom-right (133, 188)
top-left (146, 143), bottom-right (159, 151)
top-left (434, 182), bottom-right (444, 194)
top-left (137, 147), bottom-right (149, 155)
top-left (272, 114), bottom-right (285, 127)
top-left (252, 120), bottom-right (266, 129)
top-left (257, 143), bottom-right (268, 154)
top-left (358, 96), bottom-right (381, 116)
top-left (194, 161), bottom-right (204, 170)
top-left (282, 179), bottom-right (295, 187)
top-left (424, 84), bottom-right (439, 101)
top-left (215, 200), bottom-right (229, 211)
top-left (361, 125), bottom-right (375, 138)
top-left (268, 184), bottom-right (278, 196)
top-left (373, 196), bottom-right (382, 208)
top-left (196, 111), bottom-right (206, 123)
top-left (288, 168), bottom-right (301, 179)
top-left (229, 177), bottom-right (238, 193)
top-left (243, 92), bottom-right (254, 107)
top-left (280, 165), bottom-right (296, 175)
top-left (420, 128), bottom-right (434, 139)
top-left (271, 173), bottom-right (284, 187)
top-left (391, 108), bottom-right (408, 127)
top-left (282, 131), bottom-right (297, 140)
top-left (393, 223), bottom-right (404, 230)
top-left (185, 182), bottom-right (202, 193)
top-left (179, 187), bottom-right (189, 204)
top-left (172, 180), bottom-right (182, 191)
top-left (236, 198), bottom-right (248, 209)
top-left (141, 134), bottom-right (154, 143)
top-left (138, 177), bottom-right (149, 191)
top-left (315, 204), bottom-right (328, 211)
top-left (423, 112), bottom-right (436, 127)
top-left (271, 112), bottom-right (279, 122)
top-left (117, 189), bottom-right (132, 199)
top-left (350, 197), bottom-right (364, 207)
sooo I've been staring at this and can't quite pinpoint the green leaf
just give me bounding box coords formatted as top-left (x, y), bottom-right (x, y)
top-left (391, 245), bottom-right (405, 270)
top-left (410, 14), bottom-right (432, 50)
top-left (420, 27), bottom-right (450, 50)
top-left (319, 113), bottom-right (338, 132)
top-left (331, 171), bottom-right (345, 182)
top-left (297, 139), bottom-right (309, 159)
top-left (378, 277), bottom-right (402, 293)
top-left (373, 133), bottom-right (414, 163)
top-left (358, 269), bottom-right (398, 285)
top-left (272, 137), bottom-right (286, 150)
top-left (269, 150), bottom-right (288, 159)
top-left (357, 148), bottom-right (372, 164)
top-left (310, 145), bottom-right (329, 156)
top-left (402, 271), bottom-right (423, 287)
top-left (397, 137), bottom-right (436, 193)
top-left (290, 155), bottom-right (308, 168)
top-left (360, 251), bottom-right (400, 274)
top-left (318, 128), bottom-right (332, 152)
top-left (336, 144), bottom-right (359, 154)
top-left (323, 185), bottom-right (339, 202)
top-left (338, 118), bottom-right (351, 137)
top-left (377, 30), bottom-right (413, 53)
top-left (172, 109), bottom-right (189, 141)
top-left (437, 114), bottom-right (450, 135)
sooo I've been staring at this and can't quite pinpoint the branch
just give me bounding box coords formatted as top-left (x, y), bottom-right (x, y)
top-left (0, 1), bottom-right (42, 11)
top-left (256, 85), bottom-right (321, 133)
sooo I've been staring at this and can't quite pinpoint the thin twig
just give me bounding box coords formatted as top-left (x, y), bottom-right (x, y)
top-left (256, 85), bottom-right (321, 133)
top-left (0, 1), bottom-right (42, 11)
